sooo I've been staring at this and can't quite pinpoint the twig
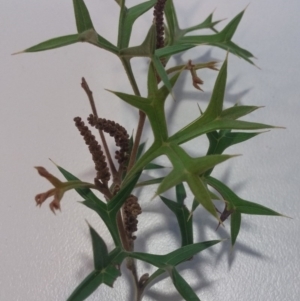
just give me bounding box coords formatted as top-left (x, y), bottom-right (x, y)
top-left (81, 77), bottom-right (118, 178)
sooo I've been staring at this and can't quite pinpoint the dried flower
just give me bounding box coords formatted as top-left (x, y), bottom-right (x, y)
top-left (187, 60), bottom-right (204, 91)
top-left (123, 194), bottom-right (142, 241)
top-left (35, 166), bottom-right (94, 214)
top-left (88, 115), bottom-right (130, 168)
top-left (74, 117), bottom-right (111, 183)
top-left (153, 0), bottom-right (167, 49)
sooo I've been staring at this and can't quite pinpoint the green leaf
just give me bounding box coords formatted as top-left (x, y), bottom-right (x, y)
top-left (154, 143), bottom-right (235, 220)
top-left (56, 164), bottom-right (105, 208)
top-left (220, 105), bottom-right (261, 120)
top-left (184, 12), bottom-right (222, 34)
top-left (151, 54), bottom-right (173, 94)
top-left (205, 56), bottom-right (227, 118)
top-left (120, 24), bottom-right (156, 57)
top-left (168, 267), bottom-right (200, 301)
top-left (206, 176), bottom-right (283, 246)
top-left (118, 0), bottom-right (157, 48)
top-left (178, 10), bottom-right (255, 65)
top-left (16, 34), bottom-right (80, 53)
top-left (164, 0), bottom-right (180, 44)
top-left (207, 130), bottom-right (262, 156)
top-left (15, 32), bottom-right (118, 55)
top-left (171, 119), bottom-right (276, 145)
top-left (73, 0), bottom-right (94, 33)
top-left (136, 142), bottom-right (146, 161)
top-left (54, 164), bottom-right (123, 245)
top-left (88, 224), bottom-right (108, 270)
top-left (231, 211), bottom-right (241, 247)
top-left (144, 163), bottom-right (165, 170)
top-left (186, 174), bottom-right (219, 220)
top-left (160, 195), bottom-right (193, 246)
top-left (176, 182), bottom-right (186, 205)
top-left (206, 176), bottom-right (283, 216)
top-left (82, 200), bottom-right (120, 247)
top-left (205, 129), bottom-right (263, 175)
top-left (168, 58), bottom-right (277, 145)
top-left (67, 248), bottom-right (125, 301)
top-left (128, 240), bottom-right (221, 268)
top-left (136, 176), bottom-right (165, 188)
top-left (95, 34), bottom-right (119, 54)
top-left (110, 67), bottom-right (182, 141)
top-left (107, 171), bottom-right (142, 214)
top-left (155, 44), bottom-right (194, 58)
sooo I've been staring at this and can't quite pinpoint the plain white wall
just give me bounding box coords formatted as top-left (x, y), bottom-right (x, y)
top-left (1, 0), bottom-right (299, 300)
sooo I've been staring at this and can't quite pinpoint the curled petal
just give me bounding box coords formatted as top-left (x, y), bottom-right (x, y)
top-left (34, 166), bottom-right (95, 214)
top-left (49, 198), bottom-right (61, 214)
top-left (193, 77), bottom-right (204, 91)
top-left (35, 189), bottom-right (55, 207)
top-left (35, 166), bottom-right (62, 187)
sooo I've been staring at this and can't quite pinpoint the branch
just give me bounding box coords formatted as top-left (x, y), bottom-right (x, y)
top-left (81, 77), bottom-right (118, 178)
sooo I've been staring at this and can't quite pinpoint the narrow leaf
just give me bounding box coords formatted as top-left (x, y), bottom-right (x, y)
top-left (160, 196), bottom-right (193, 246)
top-left (168, 267), bottom-right (200, 301)
top-left (231, 211), bottom-right (241, 247)
top-left (176, 182), bottom-right (186, 205)
top-left (206, 176), bottom-right (283, 216)
top-left (221, 9), bottom-right (245, 41)
top-left (88, 224), bottom-right (109, 270)
top-left (136, 142), bottom-right (146, 161)
top-left (220, 105), bottom-right (261, 120)
top-left (155, 44), bottom-right (194, 58)
top-left (164, 0), bottom-right (179, 44)
top-left (73, 0), bottom-right (94, 33)
top-left (15, 34), bottom-right (79, 53)
top-left (128, 240), bottom-right (221, 268)
top-left (136, 176), bottom-right (165, 188)
top-left (187, 175), bottom-right (219, 220)
top-left (67, 248), bottom-right (125, 301)
top-left (82, 200), bottom-right (121, 247)
top-left (56, 164), bottom-right (105, 208)
top-left (152, 55), bottom-right (173, 93)
top-left (184, 12), bottom-right (223, 33)
top-left (206, 130), bottom-right (262, 156)
top-left (204, 57), bottom-right (227, 118)
top-left (169, 117), bottom-right (277, 145)
top-left (107, 171), bottom-right (141, 214)
top-left (119, 0), bottom-right (157, 48)
top-left (144, 163), bottom-right (165, 170)
top-left (178, 10), bottom-right (255, 64)
top-left (120, 24), bottom-right (156, 57)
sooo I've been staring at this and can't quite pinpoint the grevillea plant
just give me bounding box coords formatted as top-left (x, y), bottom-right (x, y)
top-left (16, 1), bottom-right (285, 300)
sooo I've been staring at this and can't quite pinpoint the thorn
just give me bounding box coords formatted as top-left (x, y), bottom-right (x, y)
top-left (197, 103), bottom-right (203, 115)
top-left (49, 158), bottom-right (58, 166)
top-left (11, 50), bottom-right (25, 55)
top-left (244, 3), bottom-right (250, 12)
top-left (150, 193), bottom-right (157, 201)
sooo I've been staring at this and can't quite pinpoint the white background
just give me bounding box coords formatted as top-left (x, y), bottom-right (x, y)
top-left (1, 0), bottom-right (299, 300)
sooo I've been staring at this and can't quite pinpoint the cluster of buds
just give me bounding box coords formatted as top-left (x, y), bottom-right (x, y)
top-left (74, 117), bottom-right (111, 184)
top-left (123, 195), bottom-right (142, 241)
top-left (88, 115), bottom-right (129, 168)
top-left (153, 0), bottom-right (167, 49)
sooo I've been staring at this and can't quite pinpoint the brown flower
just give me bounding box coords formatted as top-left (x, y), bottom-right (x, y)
top-left (35, 166), bottom-right (94, 214)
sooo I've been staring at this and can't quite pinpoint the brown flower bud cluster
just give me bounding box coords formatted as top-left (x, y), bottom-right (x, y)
top-left (88, 114), bottom-right (130, 167)
top-left (153, 0), bottom-right (167, 49)
top-left (123, 195), bottom-right (142, 241)
top-left (74, 117), bottom-right (110, 184)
